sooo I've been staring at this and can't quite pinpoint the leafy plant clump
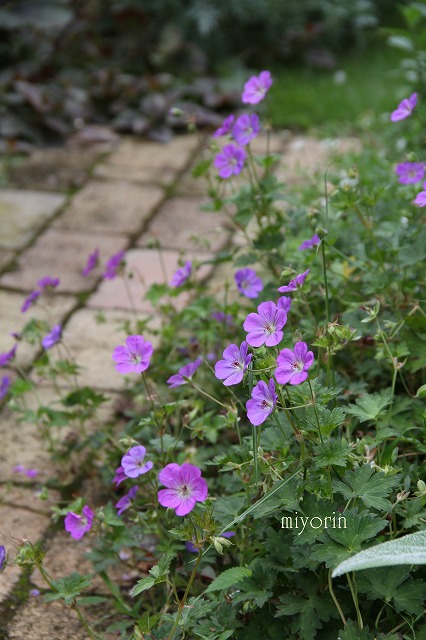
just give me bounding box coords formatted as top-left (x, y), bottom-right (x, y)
top-left (1, 68), bottom-right (426, 640)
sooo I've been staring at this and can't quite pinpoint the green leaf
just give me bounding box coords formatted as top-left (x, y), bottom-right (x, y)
top-left (416, 384), bottom-right (426, 398)
top-left (312, 509), bottom-right (386, 569)
top-left (231, 560), bottom-right (275, 608)
top-left (338, 620), bottom-right (375, 639)
top-left (313, 438), bottom-right (353, 469)
top-left (333, 465), bottom-right (400, 511)
top-left (332, 530), bottom-right (426, 577)
top-left (357, 567), bottom-right (426, 616)
top-left (192, 158), bottom-right (212, 178)
top-left (276, 588), bottom-right (339, 640)
top-left (346, 391), bottom-right (393, 423)
top-left (131, 552), bottom-right (175, 597)
top-left (205, 567), bottom-right (252, 593)
top-left (44, 572), bottom-right (92, 605)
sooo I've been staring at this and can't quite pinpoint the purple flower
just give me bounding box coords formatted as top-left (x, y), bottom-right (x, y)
top-left (214, 144), bottom-right (246, 179)
top-left (0, 344), bottom-right (17, 367)
top-left (29, 589), bottom-right (40, 596)
top-left (277, 269), bottom-right (310, 293)
top-left (243, 301), bottom-right (287, 347)
top-left (232, 113), bottom-right (260, 146)
top-left (82, 248), bottom-right (99, 277)
top-left (21, 290), bottom-right (41, 313)
top-left (112, 465), bottom-right (127, 487)
top-left (115, 486), bottom-right (138, 515)
top-left (13, 465), bottom-right (25, 473)
top-left (0, 376), bottom-right (10, 400)
top-left (242, 71), bottom-right (273, 104)
top-left (167, 358), bottom-right (202, 388)
top-left (395, 162), bottom-right (425, 184)
top-left (25, 468), bottom-right (38, 478)
top-left (212, 114), bottom-right (235, 138)
top-left (414, 186), bottom-right (426, 206)
top-left (214, 341), bottom-right (252, 386)
top-left (0, 545), bottom-right (6, 572)
top-left (170, 260), bottom-right (192, 287)
top-left (37, 277), bottom-right (60, 290)
top-left (121, 446), bottom-right (153, 479)
top-left (211, 311), bottom-right (234, 327)
top-left (275, 341), bottom-right (314, 385)
top-left (298, 234), bottom-right (321, 251)
top-left (41, 324), bottom-right (62, 350)
top-left (235, 268), bottom-right (263, 299)
top-left (112, 335), bottom-right (153, 374)
top-left (103, 250), bottom-right (126, 279)
top-left (390, 93), bottom-right (417, 122)
top-left (64, 505), bottom-right (94, 540)
top-left (158, 463), bottom-right (208, 516)
top-left (277, 296), bottom-right (292, 313)
top-left (246, 379), bottom-right (277, 426)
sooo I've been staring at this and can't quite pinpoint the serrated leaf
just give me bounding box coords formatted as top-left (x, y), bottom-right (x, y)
top-left (416, 384), bottom-right (426, 398)
top-left (231, 560), bottom-right (275, 608)
top-left (357, 567), bottom-right (426, 616)
top-left (346, 391), bottom-right (393, 423)
top-left (332, 530), bottom-right (426, 577)
top-left (338, 619), bottom-right (375, 639)
top-left (205, 567), bottom-right (252, 593)
top-left (333, 465), bottom-right (400, 511)
top-left (131, 576), bottom-right (156, 597)
top-left (131, 553), bottom-right (175, 597)
top-left (44, 572), bottom-right (91, 605)
top-left (314, 438), bottom-right (353, 469)
top-left (276, 590), bottom-right (338, 640)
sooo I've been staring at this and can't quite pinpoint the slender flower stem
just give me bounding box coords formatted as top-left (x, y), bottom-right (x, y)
top-left (190, 381), bottom-right (230, 410)
top-left (347, 572), bottom-right (363, 630)
top-left (141, 372), bottom-right (164, 457)
top-left (328, 570), bottom-right (347, 626)
top-left (307, 380), bottom-right (324, 444)
top-left (167, 551), bottom-right (202, 640)
top-left (252, 424), bottom-right (260, 488)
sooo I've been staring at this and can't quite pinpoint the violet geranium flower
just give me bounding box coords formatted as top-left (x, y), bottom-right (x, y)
top-left (243, 301), bottom-right (287, 347)
top-left (170, 260), bottom-right (192, 287)
top-left (112, 465), bottom-right (127, 487)
top-left (41, 324), bottom-right (62, 350)
top-left (246, 379), bottom-right (277, 426)
top-left (275, 341), bottom-right (314, 385)
top-left (167, 358), bottom-right (202, 388)
top-left (0, 545), bottom-right (6, 572)
top-left (64, 505), bottom-right (94, 540)
top-left (21, 290), bottom-right (41, 313)
top-left (103, 250), bottom-right (126, 280)
top-left (390, 93), bottom-right (417, 122)
top-left (277, 296), bottom-right (292, 313)
top-left (277, 269), bottom-right (310, 293)
top-left (298, 234), bottom-right (321, 251)
top-left (0, 376), bottom-right (10, 400)
top-left (214, 341), bottom-right (252, 386)
top-left (214, 144), bottom-right (246, 179)
top-left (37, 277), bottom-right (60, 290)
top-left (115, 486), bottom-right (138, 515)
top-left (232, 113), bottom-right (260, 146)
top-left (0, 344), bottom-right (17, 367)
top-left (395, 162), bottom-right (425, 184)
top-left (414, 185), bottom-right (426, 206)
top-left (212, 114), bottom-right (235, 138)
top-left (242, 71), bottom-right (273, 104)
top-left (121, 446), bottom-right (153, 479)
top-left (112, 335), bottom-right (153, 374)
top-left (82, 248), bottom-right (99, 277)
top-left (158, 463), bottom-right (208, 516)
top-left (235, 268), bottom-right (263, 299)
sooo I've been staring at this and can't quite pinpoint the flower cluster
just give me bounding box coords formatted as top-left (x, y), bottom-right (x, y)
top-left (21, 276), bottom-right (60, 313)
top-left (213, 71), bottom-right (272, 179)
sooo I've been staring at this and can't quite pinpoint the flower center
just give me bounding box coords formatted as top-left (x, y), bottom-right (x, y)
top-left (291, 360), bottom-right (303, 372)
top-left (179, 484), bottom-right (190, 497)
top-left (264, 322), bottom-right (276, 335)
top-left (130, 352), bottom-right (141, 364)
top-left (233, 360), bottom-right (242, 369)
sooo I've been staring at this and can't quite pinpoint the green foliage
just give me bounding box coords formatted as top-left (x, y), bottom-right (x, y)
top-left (44, 573), bottom-right (92, 605)
top-left (333, 465), bottom-right (401, 511)
top-left (131, 553), bottom-right (175, 597)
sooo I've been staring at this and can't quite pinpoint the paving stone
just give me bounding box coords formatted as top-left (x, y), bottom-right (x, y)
top-left (137, 196), bottom-right (231, 252)
top-left (0, 229), bottom-right (127, 293)
top-left (0, 290), bottom-right (76, 368)
top-left (54, 180), bottom-right (164, 234)
top-left (0, 486), bottom-right (61, 517)
top-left (0, 190), bottom-right (66, 250)
top-left (7, 599), bottom-right (99, 640)
top-left (5, 146), bottom-right (104, 192)
top-left (0, 506), bottom-right (50, 601)
top-left (275, 135), bottom-right (362, 184)
top-left (249, 130), bottom-right (287, 155)
top-left (0, 249), bottom-right (15, 271)
top-left (62, 307), bottom-right (159, 390)
top-left (0, 401), bottom-right (57, 485)
top-left (87, 248), bottom-right (214, 313)
top-left (93, 135), bottom-right (198, 184)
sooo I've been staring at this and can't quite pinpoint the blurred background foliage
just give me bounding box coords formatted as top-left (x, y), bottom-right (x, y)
top-left (0, 0), bottom-right (419, 147)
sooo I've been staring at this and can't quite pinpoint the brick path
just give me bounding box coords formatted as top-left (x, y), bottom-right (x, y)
top-left (0, 132), bottom-right (359, 638)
